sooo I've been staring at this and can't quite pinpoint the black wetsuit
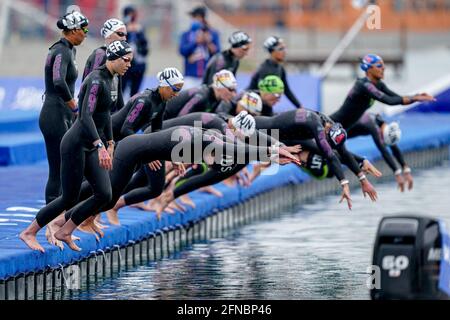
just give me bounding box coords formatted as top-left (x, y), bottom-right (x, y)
top-left (163, 85), bottom-right (220, 120)
top-left (121, 112), bottom-right (278, 205)
top-left (35, 65), bottom-right (117, 227)
top-left (82, 45), bottom-right (124, 113)
top-left (347, 113), bottom-right (407, 173)
top-left (216, 90), bottom-right (273, 116)
top-left (254, 109), bottom-right (362, 181)
top-left (111, 88), bottom-right (165, 142)
top-left (40, 38), bottom-right (78, 204)
top-left (202, 49), bottom-right (239, 85)
top-left (247, 58), bottom-right (302, 109)
top-left (64, 126), bottom-right (273, 224)
top-left (330, 77), bottom-right (404, 130)
top-left (284, 139), bottom-right (366, 180)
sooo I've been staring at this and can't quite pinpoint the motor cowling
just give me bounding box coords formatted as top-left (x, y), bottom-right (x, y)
top-left (371, 216), bottom-right (448, 300)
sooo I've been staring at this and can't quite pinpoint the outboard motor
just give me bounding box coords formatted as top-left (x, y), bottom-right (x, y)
top-left (370, 215), bottom-right (449, 300)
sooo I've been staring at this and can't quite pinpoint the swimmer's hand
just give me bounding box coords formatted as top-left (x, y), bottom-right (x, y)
top-left (339, 183), bottom-right (352, 210)
top-left (98, 146), bottom-right (112, 171)
top-left (395, 173), bottom-right (405, 192)
top-left (360, 177), bottom-right (378, 202)
top-left (148, 160), bottom-right (163, 171)
top-left (236, 167), bottom-right (251, 187)
top-left (281, 144), bottom-right (302, 154)
top-left (173, 162), bottom-right (186, 177)
top-left (272, 147), bottom-right (302, 166)
top-left (415, 93), bottom-right (436, 102)
top-left (362, 159), bottom-right (382, 178)
top-left (403, 168), bottom-right (413, 191)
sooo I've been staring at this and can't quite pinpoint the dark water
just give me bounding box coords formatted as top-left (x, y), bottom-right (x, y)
top-left (64, 164), bottom-right (450, 300)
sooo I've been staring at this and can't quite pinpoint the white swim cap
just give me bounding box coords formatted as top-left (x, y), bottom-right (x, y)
top-left (157, 67), bottom-right (184, 88)
top-left (383, 122), bottom-right (401, 146)
top-left (231, 111), bottom-right (256, 137)
top-left (212, 70), bottom-right (237, 90)
top-left (101, 18), bottom-right (126, 39)
top-left (238, 91), bottom-right (262, 115)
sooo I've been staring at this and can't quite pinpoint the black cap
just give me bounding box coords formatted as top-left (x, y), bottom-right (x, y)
top-left (106, 40), bottom-right (133, 61)
top-left (189, 6), bottom-right (207, 18)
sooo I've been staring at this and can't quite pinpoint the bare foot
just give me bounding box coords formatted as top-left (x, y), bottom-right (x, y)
top-left (165, 206), bottom-right (175, 214)
top-left (130, 201), bottom-right (151, 211)
top-left (93, 219), bottom-right (108, 230)
top-left (54, 231), bottom-right (81, 252)
top-left (143, 200), bottom-right (159, 212)
top-left (105, 209), bottom-right (120, 226)
top-left (90, 221), bottom-right (105, 238)
top-left (154, 192), bottom-right (174, 220)
top-left (168, 200), bottom-right (186, 213)
top-left (19, 220), bottom-right (45, 252)
top-left (148, 197), bottom-right (175, 213)
top-left (80, 216), bottom-right (104, 239)
top-left (45, 224), bottom-right (64, 250)
top-left (77, 221), bottom-right (100, 242)
top-left (199, 186), bottom-right (223, 197)
top-left (20, 230), bottom-right (45, 253)
top-left (54, 219), bottom-right (82, 251)
top-left (179, 195), bottom-right (196, 208)
top-left (223, 176), bottom-right (237, 187)
top-left (94, 214), bottom-right (108, 229)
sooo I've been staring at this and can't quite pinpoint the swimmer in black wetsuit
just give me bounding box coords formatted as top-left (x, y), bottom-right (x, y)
top-left (40, 11), bottom-right (88, 204)
top-left (49, 126), bottom-right (300, 250)
top-left (254, 108), bottom-right (379, 208)
top-left (155, 110), bottom-right (361, 213)
top-left (20, 40), bottom-right (133, 253)
top-left (164, 69), bottom-right (237, 119)
top-left (347, 112), bottom-right (413, 191)
top-left (111, 67), bottom-right (184, 142)
top-left (247, 36), bottom-right (302, 109)
top-left (202, 31), bottom-right (251, 85)
top-left (82, 18), bottom-right (128, 112)
top-left (104, 110), bottom-right (294, 223)
top-left (330, 54), bottom-right (435, 130)
top-left (253, 138), bottom-right (382, 180)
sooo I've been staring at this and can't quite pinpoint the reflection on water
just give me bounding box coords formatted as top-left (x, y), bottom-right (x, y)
top-left (65, 164), bottom-right (450, 300)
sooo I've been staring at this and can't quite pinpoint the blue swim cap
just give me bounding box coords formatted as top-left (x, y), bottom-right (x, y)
top-left (360, 54), bottom-right (383, 72)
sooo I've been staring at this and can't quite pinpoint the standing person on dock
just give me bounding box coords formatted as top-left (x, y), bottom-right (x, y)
top-left (202, 31), bottom-right (252, 85)
top-left (247, 36), bottom-right (303, 110)
top-left (121, 5), bottom-right (149, 98)
top-left (40, 11), bottom-right (89, 204)
top-left (330, 54), bottom-right (435, 130)
top-left (82, 18), bottom-right (127, 112)
top-left (20, 41), bottom-right (133, 253)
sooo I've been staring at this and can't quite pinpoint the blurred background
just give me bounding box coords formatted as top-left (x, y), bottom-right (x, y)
top-left (1, 0), bottom-right (450, 117)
